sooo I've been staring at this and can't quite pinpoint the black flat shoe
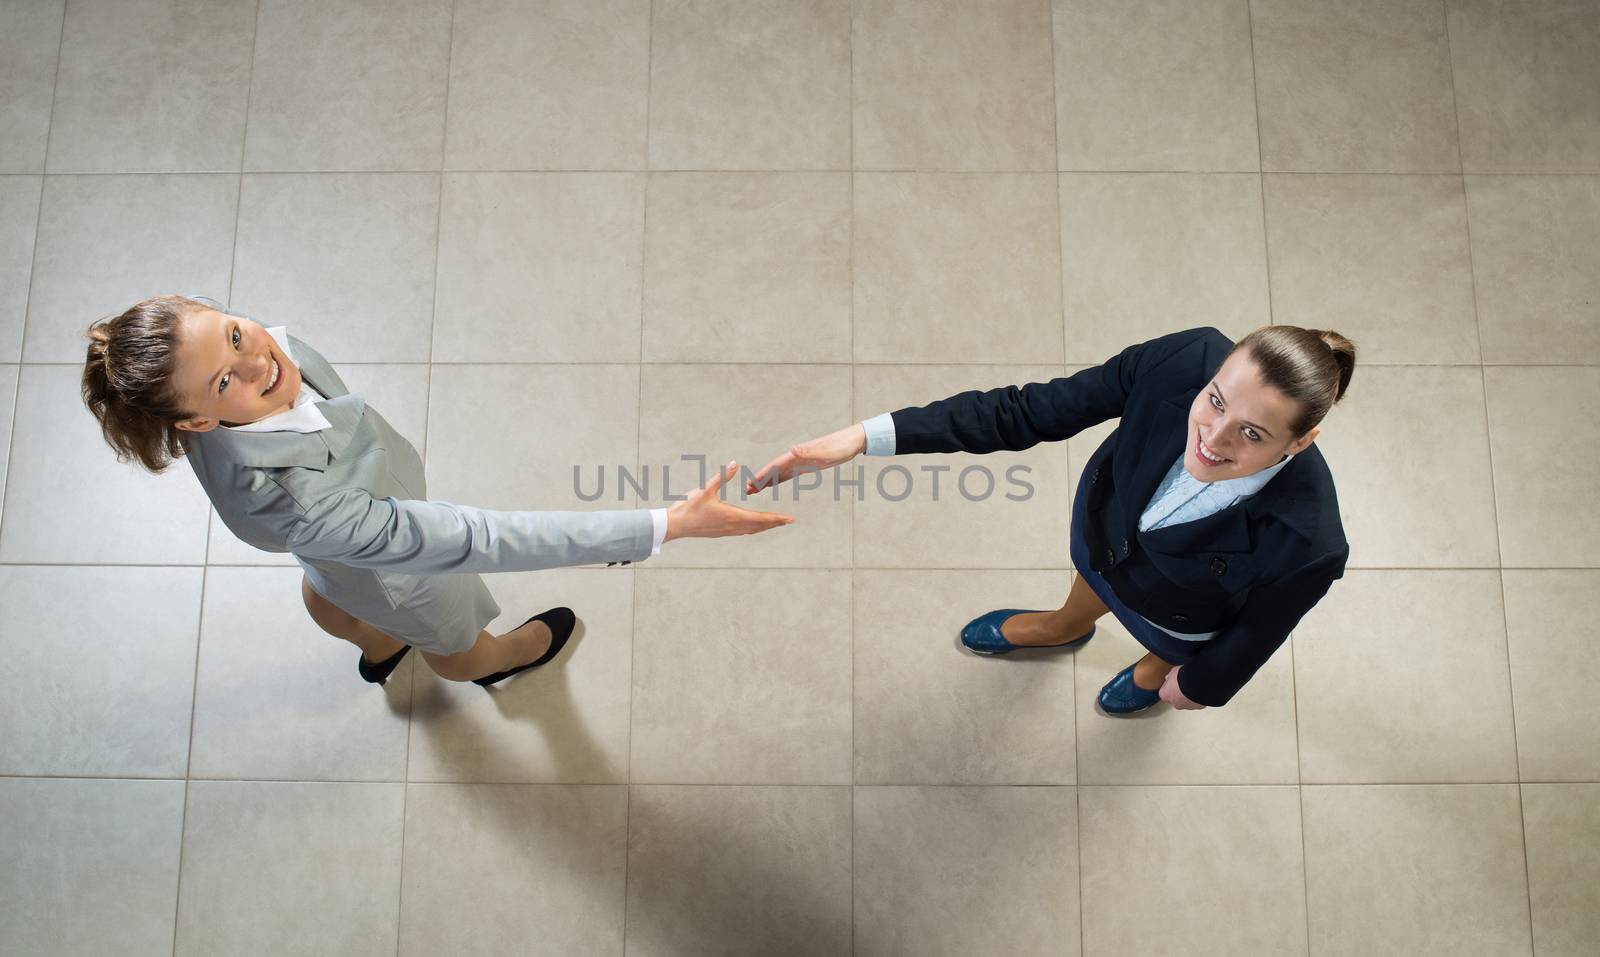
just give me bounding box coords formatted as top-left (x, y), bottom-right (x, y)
top-left (358, 644), bottom-right (411, 685)
top-left (472, 606), bottom-right (577, 688)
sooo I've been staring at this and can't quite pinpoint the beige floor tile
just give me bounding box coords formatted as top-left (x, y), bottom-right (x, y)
top-left (642, 172), bottom-right (850, 363)
top-left (853, 364), bottom-right (1073, 570)
top-left (631, 569), bottom-right (852, 783)
top-left (648, 0), bottom-right (850, 170)
top-left (231, 173), bottom-right (439, 363)
top-left (434, 172), bottom-right (644, 363)
top-left (854, 173), bottom-right (1063, 363)
top-left (244, 0), bottom-right (450, 171)
top-left (0, 0), bottom-right (63, 173)
top-left (207, 361), bottom-right (431, 565)
top-left (855, 570), bottom-right (1076, 784)
top-left (1293, 570), bottom-right (1517, 783)
top-left (1079, 785), bottom-right (1308, 956)
top-left (206, 512), bottom-right (295, 567)
top-left (0, 175), bottom-right (42, 360)
top-left (1061, 173), bottom-right (1269, 364)
top-left (1502, 571), bottom-right (1600, 781)
top-left (625, 785), bottom-right (852, 957)
top-left (854, 785), bottom-right (1079, 956)
top-left (1302, 784), bottom-right (1531, 956)
top-left (0, 565), bottom-right (200, 776)
top-left (425, 363), bottom-right (640, 511)
top-left (1075, 621), bottom-right (1300, 784)
top-left (853, 0), bottom-right (1056, 170)
top-left (1252, 0), bottom-right (1459, 171)
top-left (23, 173), bottom-right (237, 362)
top-left (46, 0), bottom-right (253, 173)
top-left (398, 784), bottom-right (627, 956)
top-left (175, 781), bottom-right (405, 957)
top-left (1, 366), bottom-right (212, 563)
top-left (407, 568), bottom-right (634, 783)
top-left (0, 778), bottom-right (184, 957)
top-left (445, 0), bottom-right (649, 170)
top-left (1448, 0), bottom-right (1600, 172)
top-left (189, 567), bottom-right (413, 781)
top-left (1264, 174), bottom-right (1480, 364)
top-left (1467, 175), bottom-right (1600, 364)
top-left (1484, 366), bottom-right (1600, 568)
top-left (1522, 784), bottom-right (1600, 957)
top-left (1309, 366), bottom-right (1500, 567)
top-left (639, 363), bottom-right (852, 567)
top-left (1053, 0), bottom-right (1258, 171)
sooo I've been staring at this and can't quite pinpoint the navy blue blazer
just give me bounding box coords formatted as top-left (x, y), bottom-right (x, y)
top-left (886, 327), bottom-right (1348, 707)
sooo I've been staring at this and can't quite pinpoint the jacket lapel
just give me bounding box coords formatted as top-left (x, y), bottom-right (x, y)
top-left (287, 334), bottom-right (349, 399)
top-left (1121, 392), bottom-right (1193, 516)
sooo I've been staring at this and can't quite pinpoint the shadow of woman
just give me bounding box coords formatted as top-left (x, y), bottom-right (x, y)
top-left (403, 616), bottom-right (853, 955)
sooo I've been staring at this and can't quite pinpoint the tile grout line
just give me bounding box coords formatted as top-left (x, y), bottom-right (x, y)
top-left (0, 0), bottom-right (70, 559)
top-left (393, 0), bottom-right (459, 949)
top-left (14, 359), bottom-right (1600, 369)
top-left (19, 561), bottom-right (1600, 572)
top-left (1442, 2), bottom-right (1536, 949)
top-left (185, 0), bottom-right (251, 946)
top-left (8, 772), bottom-right (1589, 786)
top-left (623, 3), bottom-right (659, 951)
top-left (25, 166), bottom-right (1600, 176)
top-left (848, 2), bottom-right (857, 951)
top-left (1042, 0), bottom-right (1088, 946)
top-left (1243, 0), bottom-right (1313, 950)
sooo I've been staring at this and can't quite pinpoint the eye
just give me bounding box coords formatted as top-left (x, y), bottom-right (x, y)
top-left (1208, 392), bottom-right (1222, 410)
top-left (218, 373), bottom-right (229, 394)
top-left (231, 327), bottom-right (241, 349)
top-left (1243, 427), bottom-right (1261, 443)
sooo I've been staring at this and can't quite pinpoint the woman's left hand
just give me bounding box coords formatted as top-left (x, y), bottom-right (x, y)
top-left (1159, 667), bottom-right (1207, 710)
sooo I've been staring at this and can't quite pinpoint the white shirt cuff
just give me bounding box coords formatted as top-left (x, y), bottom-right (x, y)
top-left (861, 412), bottom-right (897, 456)
top-left (649, 507), bottom-right (669, 557)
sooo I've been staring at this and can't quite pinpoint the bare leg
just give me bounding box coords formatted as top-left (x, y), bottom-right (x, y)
top-left (301, 575), bottom-right (407, 663)
top-left (419, 617), bottom-right (553, 683)
top-left (999, 572), bottom-right (1111, 646)
top-left (1131, 652), bottom-right (1175, 691)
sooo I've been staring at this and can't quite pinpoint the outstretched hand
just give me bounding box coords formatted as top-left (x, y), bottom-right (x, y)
top-left (745, 424), bottom-right (867, 495)
top-left (664, 460), bottom-right (796, 543)
top-left (1159, 666), bottom-right (1206, 710)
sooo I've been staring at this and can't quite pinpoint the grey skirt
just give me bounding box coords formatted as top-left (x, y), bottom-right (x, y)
top-left (297, 555), bottom-right (500, 656)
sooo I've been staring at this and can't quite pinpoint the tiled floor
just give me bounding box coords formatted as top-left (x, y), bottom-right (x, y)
top-left (1, 0), bottom-right (1597, 954)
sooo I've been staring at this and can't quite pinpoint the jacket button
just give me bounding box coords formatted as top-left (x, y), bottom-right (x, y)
top-left (1121, 538), bottom-right (1131, 556)
top-left (1105, 548), bottom-right (1116, 565)
top-left (1211, 557), bottom-right (1226, 574)
top-left (1091, 466), bottom-right (1101, 484)
top-left (1172, 613), bottom-right (1189, 623)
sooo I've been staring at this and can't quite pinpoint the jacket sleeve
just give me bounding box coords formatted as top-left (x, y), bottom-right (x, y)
top-left (1175, 546), bottom-right (1348, 707)
top-left (888, 327), bottom-right (1219, 456)
top-left (283, 488), bottom-right (655, 574)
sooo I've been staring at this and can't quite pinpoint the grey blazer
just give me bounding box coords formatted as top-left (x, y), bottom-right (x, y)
top-left (184, 335), bottom-right (653, 650)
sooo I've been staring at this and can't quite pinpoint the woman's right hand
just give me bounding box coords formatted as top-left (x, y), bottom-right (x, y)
top-left (744, 424), bottom-right (867, 495)
top-left (664, 460), bottom-right (797, 543)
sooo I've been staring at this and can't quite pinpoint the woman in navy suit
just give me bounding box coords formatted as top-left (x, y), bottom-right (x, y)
top-left (750, 326), bottom-right (1355, 715)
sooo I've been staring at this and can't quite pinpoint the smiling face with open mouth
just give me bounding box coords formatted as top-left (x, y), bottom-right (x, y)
top-left (171, 306), bottom-right (304, 432)
top-left (1184, 349), bottom-right (1320, 482)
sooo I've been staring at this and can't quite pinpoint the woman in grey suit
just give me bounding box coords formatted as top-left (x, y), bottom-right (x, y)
top-left (82, 295), bottom-right (793, 686)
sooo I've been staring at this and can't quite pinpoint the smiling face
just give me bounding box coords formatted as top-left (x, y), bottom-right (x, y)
top-left (1184, 349), bottom-right (1320, 481)
top-left (170, 307), bottom-right (303, 432)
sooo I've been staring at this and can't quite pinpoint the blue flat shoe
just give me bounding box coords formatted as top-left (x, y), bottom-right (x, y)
top-left (1096, 664), bottom-right (1162, 715)
top-left (961, 609), bottom-right (1095, 656)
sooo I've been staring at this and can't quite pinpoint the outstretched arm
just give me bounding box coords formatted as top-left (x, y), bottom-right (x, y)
top-left (289, 461), bottom-right (794, 573)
